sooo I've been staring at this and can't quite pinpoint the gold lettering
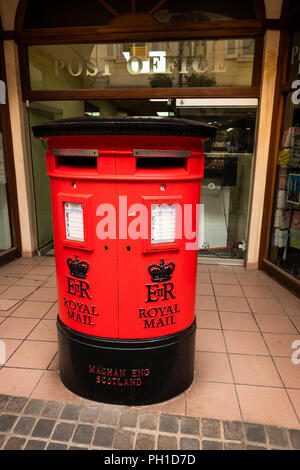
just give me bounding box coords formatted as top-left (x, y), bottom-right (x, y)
top-left (165, 56), bottom-right (177, 74)
top-left (218, 60), bottom-right (227, 72)
top-left (86, 61), bottom-right (98, 77)
top-left (103, 59), bottom-right (111, 76)
top-left (149, 56), bottom-right (161, 74)
top-left (54, 59), bottom-right (64, 77)
top-left (192, 55), bottom-right (208, 74)
top-left (127, 56), bottom-right (143, 75)
top-left (291, 46), bottom-right (299, 65)
top-left (67, 59), bottom-right (83, 77)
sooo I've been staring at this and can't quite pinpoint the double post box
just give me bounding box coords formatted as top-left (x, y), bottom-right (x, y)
top-left (33, 117), bottom-right (214, 405)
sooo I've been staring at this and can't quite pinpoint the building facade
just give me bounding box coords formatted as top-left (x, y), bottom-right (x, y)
top-left (0, 0), bottom-right (299, 296)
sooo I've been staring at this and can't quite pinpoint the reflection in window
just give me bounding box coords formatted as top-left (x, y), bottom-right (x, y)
top-left (225, 40), bottom-right (255, 60)
top-left (28, 39), bottom-right (255, 91)
top-left (154, 0), bottom-right (256, 23)
top-left (177, 104), bottom-right (257, 259)
top-left (289, 30), bottom-right (300, 82)
top-left (22, 0), bottom-right (257, 29)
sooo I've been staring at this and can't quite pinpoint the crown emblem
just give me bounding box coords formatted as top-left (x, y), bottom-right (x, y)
top-left (67, 256), bottom-right (89, 279)
top-left (148, 259), bottom-right (175, 283)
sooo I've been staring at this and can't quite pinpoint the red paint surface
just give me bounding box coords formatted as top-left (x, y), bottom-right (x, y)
top-left (43, 134), bottom-right (205, 339)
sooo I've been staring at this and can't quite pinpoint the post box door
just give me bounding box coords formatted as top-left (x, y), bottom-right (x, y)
top-left (51, 176), bottom-right (119, 339)
top-left (116, 178), bottom-right (199, 340)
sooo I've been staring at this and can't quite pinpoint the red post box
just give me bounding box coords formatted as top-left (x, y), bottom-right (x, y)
top-left (33, 117), bottom-right (215, 405)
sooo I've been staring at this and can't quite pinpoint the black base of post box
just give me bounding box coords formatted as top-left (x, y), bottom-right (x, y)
top-left (56, 316), bottom-right (196, 406)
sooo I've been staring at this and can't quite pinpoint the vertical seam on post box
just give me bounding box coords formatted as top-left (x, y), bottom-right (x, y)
top-left (115, 154), bottom-right (120, 339)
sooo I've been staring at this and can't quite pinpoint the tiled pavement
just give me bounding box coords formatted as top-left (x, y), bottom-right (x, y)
top-left (0, 394), bottom-right (300, 450)
top-left (0, 255), bottom-right (300, 450)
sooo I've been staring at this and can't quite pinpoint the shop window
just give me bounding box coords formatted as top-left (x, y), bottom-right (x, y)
top-left (153, 0), bottom-right (256, 23)
top-left (267, 28), bottom-right (300, 281)
top-left (225, 39), bottom-right (255, 60)
top-left (28, 38), bottom-right (255, 91)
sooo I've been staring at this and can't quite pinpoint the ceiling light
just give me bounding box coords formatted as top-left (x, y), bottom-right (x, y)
top-left (157, 112), bottom-right (175, 116)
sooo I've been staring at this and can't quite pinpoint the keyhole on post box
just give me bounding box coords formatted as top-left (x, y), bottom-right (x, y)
top-left (104, 245), bottom-right (108, 251)
top-left (72, 182), bottom-right (77, 189)
top-left (126, 246), bottom-right (131, 251)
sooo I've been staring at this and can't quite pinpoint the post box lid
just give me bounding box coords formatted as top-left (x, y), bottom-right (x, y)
top-left (33, 116), bottom-right (216, 138)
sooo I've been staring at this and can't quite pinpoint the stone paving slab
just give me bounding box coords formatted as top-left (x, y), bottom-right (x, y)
top-left (0, 394), bottom-right (299, 450)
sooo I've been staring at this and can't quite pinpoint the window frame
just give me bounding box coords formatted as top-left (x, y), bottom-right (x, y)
top-left (0, 39), bottom-right (22, 265)
top-left (14, 0), bottom-right (266, 101)
top-left (259, 2), bottom-right (300, 296)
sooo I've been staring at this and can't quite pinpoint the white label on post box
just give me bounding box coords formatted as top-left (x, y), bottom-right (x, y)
top-left (151, 204), bottom-right (176, 244)
top-left (64, 202), bottom-right (84, 242)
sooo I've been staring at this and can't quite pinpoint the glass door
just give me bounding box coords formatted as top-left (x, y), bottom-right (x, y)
top-left (0, 123), bottom-right (12, 253)
top-left (27, 102), bottom-right (64, 252)
top-left (176, 98), bottom-right (258, 263)
top-left (0, 39), bottom-right (20, 265)
top-left (28, 97), bottom-right (257, 262)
